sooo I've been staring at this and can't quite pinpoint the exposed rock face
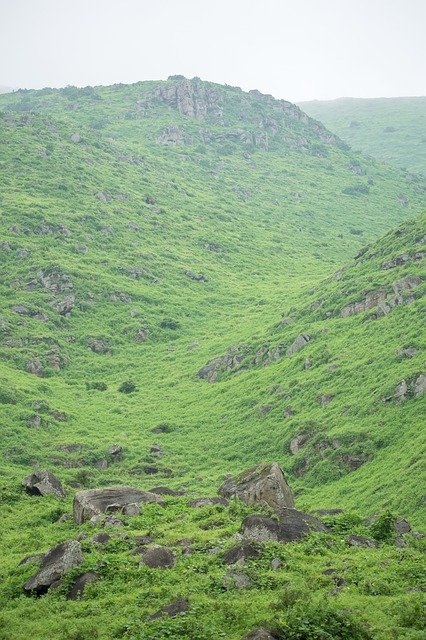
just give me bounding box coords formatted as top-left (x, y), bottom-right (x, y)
top-left (218, 463), bottom-right (294, 511)
top-left (26, 360), bottom-right (45, 377)
top-left (148, 598), bottom-right (190, 620)
top-left (392, 276), bottom-right (421, 293)
top-left (341, 290), bottom-right (387, 317)
top-left (382, 252), bottom-right (424, 269)
top-left (286, 333), bottom-right (310, 356)
top-left (73, 487), bottom-right (165, 524)
top-left (383, 374), bottom-right (425, 401)
top-left (153, 77), bottom-right (224, 120)
top-left (141, 545), bottom-right (175, 569)
top-left (414, 374), bottom-right (426, 397)
top-left (108, 445), bottom-right (123, 461)
top-left (22, 470), bottom-right (66, 498)
top-left (222, 542), bottom-right (261, 565)
top-left (198, 346), bottom-right (246, 382)
top-left (66, 572), bottom-right (98, 600)
top-left (185, 270), bottom-right (208, 282)
top-left (245, 629), bottom-right (280, 640)
top-left (188, 497), bottom-right (228, 508)
top-left (24, 540), bottom-right (83, 595)
top-left (38, 267), bottom-right (72, 294)
top-left (51, 294), bottom-right (75, 315)
top-left (253, 345), bottom-right (281, 367)
top-left (397, 347), bottom-right (418, 358)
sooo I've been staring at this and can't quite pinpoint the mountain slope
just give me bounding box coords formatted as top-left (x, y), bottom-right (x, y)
top-left (0, 77), bottom-right (425, 640)
top-left (299, 97), bottom-right (426, 174)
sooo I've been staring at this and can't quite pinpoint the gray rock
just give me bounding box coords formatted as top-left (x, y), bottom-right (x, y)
top-left (150, 444), bottom-right (163, 458)
top-left (348, 535), bottom-right (378, 548)
top-left (397, 347), bottom-right (418, 358)
top-left (141, 545), bottom-right (175, 569)
top-left (218, 462), bottom-right (294, 511)
top-left (318, 394), bottom-right (334, 405)
top-left (66, 572), bottom-right (98, 600)
top-left (197, 346), bottom-right (246, 382)
top-left (70, 133), bottom-right (81, 143)
top-left (222, 567), bottom-right (251, 589)
top-left (222, 542), bottom-right (261, 565)
top-left (92, 532), bottom-right (111, 545)
top-left (26, 360), bottom-right (45, 377)
top-left (149, 486), bottom-right (185, 496)
top-left (51, 294), bottom-right (75, 316)
top-left (270, 558), bottom-right (282, 570)
top-left (392, 276), bottom-right (421, 293)
top-left (148, 598), bottom-right (190, 620)
top-left (286, 333), bottom-right (310, 356)
top-left (24, 540), bottom-right (83, 595)
top-left (290, 433), bottom-right (308, 455)
top-left (395, 518), bottom-right (411, 534)
top-left (73, 486), bottom-right (165, 524)
top-left (414, 374), bottom-right (426, 397)
top-left (23, 470), bottom-right (66, 498)
top-left (188, 497), bottom-right (228, 508)
top-left (241, 515), bottom-right (282, 542)
top-left (245, 629), bottom-right (279, 640)
top-left (108, 445), bottom-right (123, 461)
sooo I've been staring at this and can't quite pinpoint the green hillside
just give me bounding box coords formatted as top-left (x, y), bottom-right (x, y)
top-left (299, 97), bottom-right (426, 174)
top-left (0, 77), bottom-right (425, 640)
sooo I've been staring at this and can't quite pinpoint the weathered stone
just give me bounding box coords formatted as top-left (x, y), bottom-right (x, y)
top-left (51, 294), bottom-right (75, 315)
top-left (341, 290), bottom-right (387, 317)
top-left (87, 338), bottom-right (110, 354)
top-left (245, 629), bottom-right (280, 640)
top-left (66, 572), bottom-right (98, 600)
top-left (185, 271), bottom-right (207, 282)
top-left (241, 516), bottom-right (282, 542)
top-left (414, 374), bottom-right (426, 397)
top-left (197, 346), bottom-right (245, 382)
top-left (395, 380), bottom-right (408, 400)
top-left (188, 497), bottom-right (228, 508)
top-left (223, 542), bottom-right (261, 565)
top-left (222, 567), bottom-right (251, 589)
top-left (289, 433), bottom-right (308, 455)
top-left (26, 360), bottom-right (45, 377)
top-left (395, 518), bottom-right (411, 534)
top-left (397, 347), bottom-right (418, 358)
top-left (219, 463), bottom-right (294, 511)
top-left (108, 445), bottom-right (123, 461)
top-left (23, 470), bottom-right (66, 498)
top-left (348, 535), bottom-right (378, 548)
top-left (73, 487), bottom-right (165, 524)
top-left (150, 444), bottom-right (163, 458)
top-left (392, 276), bottom-right (421, 293)
top-left (149, 486), bottom-right (185, 496)
top-left (24, 540), bottom-right (83, 595)
top-left (318, 394), bottom-right (334, 405)
top-left (284, 406), bottom-right (294, 418)
top-left (286, 333), bottom-right (310, 356)
top-left (148, 598), bottom-right (190, 620)
top-left (94, 459), bottom-right (108, 470)
top-left (270, 558), bottom-right (282, 570)
top-left (92, 532), bottom-right (111, 545)
top-left (70, 133), bottom-right (81, 143)
top-left (27, 414), bottom-right (42, 428)
top-left (141, 545), bottom-right (175, 569)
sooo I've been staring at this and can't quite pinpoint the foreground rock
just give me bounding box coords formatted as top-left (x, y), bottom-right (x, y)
top-left (148, 598), bottom-right (190, 620)
top-left (188, 497), bottom-right (228, 508)
top-left (24, 540), bottom-right (83, 595)
top-left (73, 486), bottom-right (165, 524)
top-left (141, 545), bottom-right (175, 569)
top-left (242, 509), bottom-right (326, 543)
top-left (218, 463), bottom-right (294, 511)
top-left (223, 542), bottom-right (261, 565)
top-left (66, 572), bottom-right (98, 600)
top-left (22, 470), bottom-right (66, 498)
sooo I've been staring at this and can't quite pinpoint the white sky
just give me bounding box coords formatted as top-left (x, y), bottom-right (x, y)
top-left (1, 0), bottom-right (425, 102)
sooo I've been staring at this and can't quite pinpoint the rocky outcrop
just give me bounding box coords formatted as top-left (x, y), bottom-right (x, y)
top-left (348, 535), bottom-right (378, 548)
top-left (383, 374), bottom-right (426, 402)
top-left (197, 346), bottom-right (246, 382)
top-left (289, 433), bottom-right (309, 455)
top-left (24, 540), bottom-right (83, 595)
top-left (185, 271), bottom-right (208, 282)
top-left (22, 470), bottom-right (66, 498)
top-left (341, 289), bottom-right (387, 317)
top-left (341, 275), bottom-right (422, 319)
top-left (222, 567), bottom-right (251, 589)
top-left (382, 252), bottom-right (424, 269)
top-left (153, 77), bottom-right (224, 120)
top-left (156, 126), bottom-right (186, 145)
top-left (218, 463), bottom-right (294, 511)
top-left (253, 345), bottom-right (281, 366)
top-left (73, 487), bottom-right (165, 524)
top-left (286, 333), bottom-right (310, 356)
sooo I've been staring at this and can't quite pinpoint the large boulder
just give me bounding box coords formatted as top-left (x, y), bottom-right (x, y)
top-left (22, 470), bottom-right (66, 498)
top-left (218, 463), bottom-right (294, 511)
top-left (242, 509), bottom-right (326, 543)
top-left (286, 333), bottom-right (310, 356)
top-left (66, 572), bottom-right (98, 600)
top-left (141, 545), bottom-right (175, 569)
top-left (24, 540), bottom-right (83, 595)
top-left (223, 542), bottom-right (261, 565)
top-left (73, 486), bottom-right (165, 524)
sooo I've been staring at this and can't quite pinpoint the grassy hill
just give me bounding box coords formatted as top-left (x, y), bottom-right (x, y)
top-left (299, 97), bottom-right (426, 175)
top-left (0, 77), bottom-right (425, 640)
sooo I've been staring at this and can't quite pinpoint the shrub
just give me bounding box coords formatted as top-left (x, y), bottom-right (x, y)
top-left (277, 600), bottom-right (371, 639)
top-left (118, 380), bottom-right (137, 394)
top-left (86, 381), bottom-right (108, 391)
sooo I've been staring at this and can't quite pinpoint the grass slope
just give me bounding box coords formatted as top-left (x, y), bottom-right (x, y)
top-left (299, 97), bottom-right (426, 175)
top-left (0, 77), bottom-right (425, 639)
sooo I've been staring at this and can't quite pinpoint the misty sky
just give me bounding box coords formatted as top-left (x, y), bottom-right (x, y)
top-left (1, 0), bottom-right (425, 102)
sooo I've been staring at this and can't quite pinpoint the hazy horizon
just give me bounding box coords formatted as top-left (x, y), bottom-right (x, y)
top-left (1, 0), bottom-right (425, 103)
